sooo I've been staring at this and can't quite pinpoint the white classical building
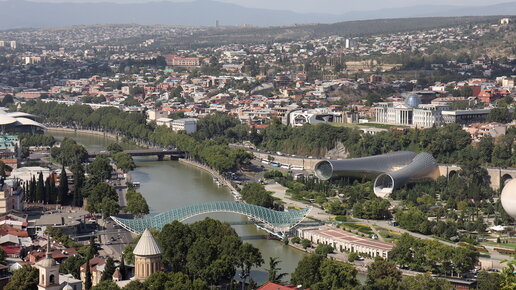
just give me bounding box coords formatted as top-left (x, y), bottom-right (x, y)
top-left (298, 226), bottom-right (395, 259)
top-left (375, 98), bottom-right (449, 128)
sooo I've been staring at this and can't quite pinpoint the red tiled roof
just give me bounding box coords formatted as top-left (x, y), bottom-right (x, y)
top-left (2, 246), bottom-right (21, 255)
top-left (258, 282), bottom-right (304, 290)
top-left (0, 225), bottom-right (28, 237)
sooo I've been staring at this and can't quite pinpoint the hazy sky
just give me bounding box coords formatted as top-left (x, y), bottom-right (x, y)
top-left (24, 0), bottom-right (511, 14)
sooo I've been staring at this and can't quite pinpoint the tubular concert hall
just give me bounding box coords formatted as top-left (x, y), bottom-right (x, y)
top-left (314, 151), bottom-right (439, 198)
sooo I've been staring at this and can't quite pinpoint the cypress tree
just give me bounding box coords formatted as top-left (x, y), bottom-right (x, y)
top-left (72, 163), bottom-right (84, 207)
top-left (50, 177), bottom-right (57, 204)
top-left (100, 257), bottom-right (115, 281)
top-left (58, 165), bottom-right (68, 204)
top-left (85, 259), bottom-right (92, 290)
top-left (35, 172), bottom-right (44, 202)
top-left (44, 177), bottom-right (51, 203)
top-left (29, 176), bottom-right (36, 202)
top-left (119, 255), bottom-right (126, 280)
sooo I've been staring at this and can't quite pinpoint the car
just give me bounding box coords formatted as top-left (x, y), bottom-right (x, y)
top-left (106, 241), bottom-right (112, 245)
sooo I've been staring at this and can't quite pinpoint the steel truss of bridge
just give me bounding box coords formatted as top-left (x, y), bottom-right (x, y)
top-left (111, 201), bottom-right (312, 238)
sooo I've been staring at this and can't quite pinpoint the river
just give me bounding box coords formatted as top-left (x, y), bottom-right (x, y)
top-left (47, 129), bottom-right (308, 283)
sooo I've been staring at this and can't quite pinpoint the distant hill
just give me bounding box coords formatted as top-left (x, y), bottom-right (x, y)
top-left (0, 0), bottom-right (515, 29)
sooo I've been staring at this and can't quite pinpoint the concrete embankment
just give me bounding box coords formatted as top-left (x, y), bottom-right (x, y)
top-left (178, 158), bottom-right (239, 195)
top-left (47, 127), bottom-right (120, 140)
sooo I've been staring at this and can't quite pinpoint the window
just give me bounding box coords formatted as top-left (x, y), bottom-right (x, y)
top-left (49, 274), bottom-right (55, 284)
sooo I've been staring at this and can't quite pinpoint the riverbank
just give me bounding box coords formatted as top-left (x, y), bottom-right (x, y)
top-left (47, 127), bottom-right (120, 140)
top-left (178, 158), bottom-right (240, 197)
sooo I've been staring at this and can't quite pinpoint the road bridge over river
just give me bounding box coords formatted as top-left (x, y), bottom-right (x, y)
top-left (88, 149), bottom-right (185, 160)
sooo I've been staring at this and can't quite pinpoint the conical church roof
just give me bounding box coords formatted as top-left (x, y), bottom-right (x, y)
top-left (133, 229), bottom-right (162, 256)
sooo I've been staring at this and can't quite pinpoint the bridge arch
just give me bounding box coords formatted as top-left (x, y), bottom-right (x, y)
top-left (111, 201), bottom-right (311, 237)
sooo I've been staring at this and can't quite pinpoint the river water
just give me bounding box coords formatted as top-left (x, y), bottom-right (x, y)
top-left (47, 130), bottom-right (307, 283)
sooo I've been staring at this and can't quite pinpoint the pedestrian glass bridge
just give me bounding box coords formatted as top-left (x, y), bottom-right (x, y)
top-left (111, 201), bottom-right (312, 237)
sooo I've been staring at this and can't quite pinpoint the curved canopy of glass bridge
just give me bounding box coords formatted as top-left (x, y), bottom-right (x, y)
top-left (111, 201), bottom-right (312, 236)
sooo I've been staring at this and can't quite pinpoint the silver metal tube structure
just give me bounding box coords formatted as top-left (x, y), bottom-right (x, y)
top-left (314, 151), bottom-right (439, 198)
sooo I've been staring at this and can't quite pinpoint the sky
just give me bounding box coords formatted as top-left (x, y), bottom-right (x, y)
top-left (22, 0), bottom-right (512, 14)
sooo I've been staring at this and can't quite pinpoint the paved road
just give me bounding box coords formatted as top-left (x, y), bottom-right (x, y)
top-left (265, 182), bottom-right (333, 221)
top-left (99, 218), bottom-right (134, 260)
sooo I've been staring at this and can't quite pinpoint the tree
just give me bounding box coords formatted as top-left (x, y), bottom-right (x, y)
top-left (112, 152), bottom-right (135, 173)
top-left (301, 238), bottom-right (311, 249)
top-left (366, 259), bottom-right (402, 290)
top-left (348, 252), bottom-right (359, 262)
top-left (314, 259), bottom-right (358, 290)
top-left (87, 155), bottom-right (113, 182)
top-left (119, 254), bottom-right (126, 280)
top-left (291, 254), bottom-right (324, 288)
top-left (100, 197), bottom-right (119, 219)
top-left (237, 243), bottom-right (263, 289)
top-left (314, 244), bottom-right (334, 256)
top-left (107, 143), bottom-right (123, 153)
top-left (487, 107), bottom-right (512, 123)
top-left (85, 259), bottom-right (93, 290)
top-left (85, 182), bottom-right (118, 214)
top-left (71, 163), bottom-right (85, 207)
top-left (125, 189), bottom-right (149, 216)
top-left (240, 182), bottom-right (274, 208)
top-left (265, 257), bottom-right (287, 284)
top-left (35, 171), bottom-right (44, 202)
top-left (60, 255), bottom-right (85, 279)
top-left (91, 280), bottom-right (120, 290)
top-left (399, 274), bottom-right (453, 290)
top-left (58, 165), bottom-right (69, 204)
top-left (101, 257), bottom-right (116, 281)
top-left (123, 280), bottom-right (147, 290)
top-left (477, 270), bottom-right (503, 290)
top-left (5, 265), bottom-right (38, 290)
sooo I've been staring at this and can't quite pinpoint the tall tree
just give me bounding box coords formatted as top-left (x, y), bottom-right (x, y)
top-left (35, 172), bottom-right (44, 202)
top-left (266, 257), bottom-right (287, 284)
top-left (237, 243), bottom-right (263, 289)
top-left (71, 163), bottom-right (85, 207)
top-left (58, 165), bottom-right (69, 204)
top-left (29, 176), bottom-right (36, 202)
top-left (366, 259), bottom-right (402, 290)
top-left (44, 177), bottom-right (51, 203)
top-left (85, 259), bottom-right (93, 290)
top-left (4, 265), bottom-right (38, 290)
top-left (291, 254), bottom-right (324, 288)
top-left (101, 257), bottom-right (116, 281)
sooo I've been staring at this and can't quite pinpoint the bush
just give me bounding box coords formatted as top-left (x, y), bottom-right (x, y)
top-left (348, 252), bottom-right (359, 262)
top-left (291, 237), bottom-right (301, 244)
top-left (301, 239), bottom-right (311, 249)
top-left (315, 244), bottom-right (334, 256)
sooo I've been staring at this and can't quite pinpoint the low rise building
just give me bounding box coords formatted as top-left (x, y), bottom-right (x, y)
top-left (442, 109), bottom-right (490, 125)
top-left (171, 118), bottom-right (198, 134)
top-left (298, 226), bottom-right (394, 259)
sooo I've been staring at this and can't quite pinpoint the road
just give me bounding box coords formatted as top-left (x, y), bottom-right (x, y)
top-left (98, 218), bottom-right (134, 259)
top-left (264, 182), bottom-right (333, 221)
